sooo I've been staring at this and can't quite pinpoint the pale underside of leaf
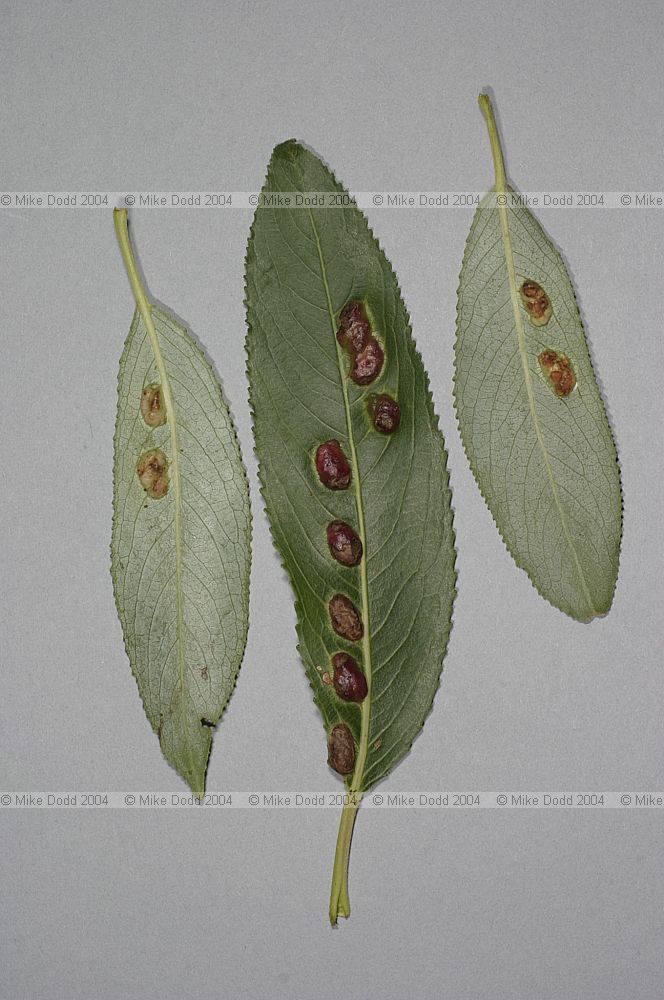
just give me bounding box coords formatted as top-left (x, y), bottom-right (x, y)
top-left (455, 185), bottom-right (621, 621)
top-left (245, 141), bottom-right (456, 796)
top-left (111, 305), bottom-right (251, 794)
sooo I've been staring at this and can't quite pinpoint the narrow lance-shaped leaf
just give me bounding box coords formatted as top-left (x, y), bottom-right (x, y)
top-left (111, 210), bottom-right (251, 795)
top-left (245, 143), bottom-right (456, 922)
top-left (455, 94), bottom-right (622, 621)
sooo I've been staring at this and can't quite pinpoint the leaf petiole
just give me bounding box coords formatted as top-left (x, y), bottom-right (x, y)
top-left (329, 795), bottom-right (360, 925)
top-left (477, 93), bottom-right (508, 192)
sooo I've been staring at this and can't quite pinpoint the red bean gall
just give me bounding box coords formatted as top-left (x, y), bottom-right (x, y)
top-left (538, 349), bottom-right (576, 397)
top-left (369, 393), bottom-right (401, 434)
top-left (337, 300), bottom-right (371, 354)
top-left (332, 652), bottom-right (368, 703)
top-left (140, 383), bottom-right (167, 428)
top-left (520, 280), bottom-right (552, 326)
top-left (326, 520), bottom-right (363, 567)
top-left (328, 593), bottom-right (364, 641)
top-left (327, 723), bottom-right (356, 775)
top-left (337, 299), bottom-right (384, 384)
top-left (315, 439), bottom-right (351, 490)
top-left (351, 337), bottom-right (384, 386)
top-left (136, 448), bottom-right (169, 499)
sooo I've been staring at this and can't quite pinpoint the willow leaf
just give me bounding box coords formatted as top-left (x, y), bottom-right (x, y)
top-left (245, 142), bottom-right (456, 922)
top-left (111, 210), bottom-right (251, 796)
top-left (455, 95), bottom-right (621, 622)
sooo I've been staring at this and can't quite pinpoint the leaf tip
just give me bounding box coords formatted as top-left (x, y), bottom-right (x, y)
top-left (272, 138), bottom-right (303, 163)
top-left (182, 767), bottom-right (207, 802)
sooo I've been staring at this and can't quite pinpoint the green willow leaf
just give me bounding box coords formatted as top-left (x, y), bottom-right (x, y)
top-left (455, 94), bottom-right (622, 622)
top-left (245, 142), bottom-right (456, 922)
top-left (111, 210), bottom-right (251, 796)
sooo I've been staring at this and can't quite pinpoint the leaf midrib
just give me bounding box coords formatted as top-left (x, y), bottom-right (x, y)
top-left (137, 312), bottom-right (188, 723)
top-left (305, 204), bottom-right (373, 795)
top-left (494, 195), bottom-right (596, 619)
top-left (478, 99), bottom-right (598, 619)
top-left (113, 214), bottom-right (193, 777)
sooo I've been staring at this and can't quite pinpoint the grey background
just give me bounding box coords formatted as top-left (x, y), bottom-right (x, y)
top-left (1, 1), bottom-right (662, 998)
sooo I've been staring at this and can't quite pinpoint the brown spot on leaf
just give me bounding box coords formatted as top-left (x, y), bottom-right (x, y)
top-left (322, 671), bottom-right (332, 685)
top-left (200, 666), bottom-right (209, 680)
top-left (520, 280), bottom-right (552, 326)
top-left (140, 383), bottom-right (167, 427)
top-left (137, 448), bottom-right (169, 499)
top-left (369, 393), bottom-right (401, 434)
top-left (327, 521), bottom-right (363, 567)
top-left (372, 738), bottom-right (382, 750)
top-left (327, 723), bottom-right (356, 775)
top-left (315, 440), bottom-right (351, 490)
top-left (538, 348), bottom-right (577, 397)
top-left (332, 652), bottom-right (368, 702)
top-left (328, 594), bottom-right (364, 641)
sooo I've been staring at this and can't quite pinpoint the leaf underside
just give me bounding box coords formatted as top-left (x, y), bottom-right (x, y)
top-left (455, 185), bottom-right (622, 622)
top-left (245, 141), bottom-right (456, 793)
top-left (111, 305), bottom-right (251, 794)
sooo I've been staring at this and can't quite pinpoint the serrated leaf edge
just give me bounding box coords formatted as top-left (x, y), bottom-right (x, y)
top-left (453, 101), bottom-right (622, 622)
top-left (110, 293), bottom-right (252, 794)
top-left (244, 140), bottom-right (457, 794)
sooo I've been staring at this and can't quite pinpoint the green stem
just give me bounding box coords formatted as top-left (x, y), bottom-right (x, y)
top-left (329, 796), bottom-right (360, 925)
top-left (114, 210), bottom-right (153, 328)
top-left (478, 93), bottom-right (507, 191)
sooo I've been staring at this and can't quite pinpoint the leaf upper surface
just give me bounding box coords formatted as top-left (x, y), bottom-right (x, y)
top-left (246, 142), bottom-right (456, 793)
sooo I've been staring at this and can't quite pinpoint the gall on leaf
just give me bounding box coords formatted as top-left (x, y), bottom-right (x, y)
top-left (327, 723), bottom-right (356, 775)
